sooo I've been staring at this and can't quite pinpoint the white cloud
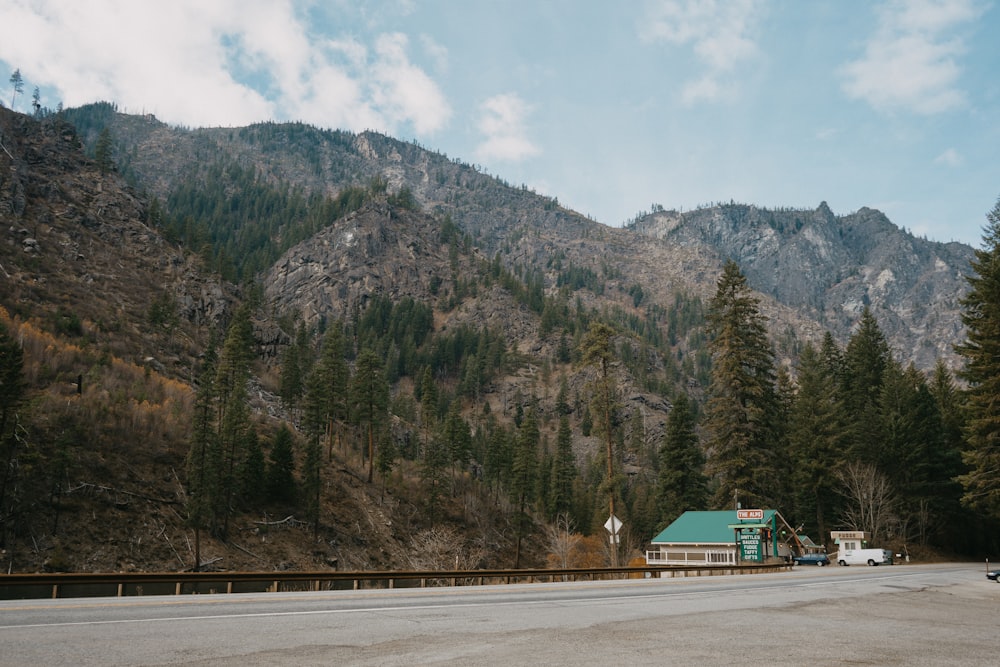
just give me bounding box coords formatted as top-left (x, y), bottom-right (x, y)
top-left (681, 75), bottom-right (722, 105)
top-left (474, 93), bottom-right (540, 162)
top-left (839, 0), bottom-right (985, 114)
top-left (420, 34), bottom-right (450, 74)
top-left (639, 0), bottom-right (765, 105)
top-left (0, 0), bottom-right (451, 134)
top-left (369, 33), bottom-right (452, 134)
top-left (934, 148), bottom-right (963, 166)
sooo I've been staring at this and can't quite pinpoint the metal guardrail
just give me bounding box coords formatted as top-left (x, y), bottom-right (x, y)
top-left (0, 562), bottom-right (789, 600)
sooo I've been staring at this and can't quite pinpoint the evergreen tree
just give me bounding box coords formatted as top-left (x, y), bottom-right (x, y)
top-left (930, 360), bottom-right (965, 459)
top-left (579, 320), bottom-right (623, 565)
top-left (878, 361), bottom-right (927, 492)
top-left (375, 426), bottom-right (397, 499)
top-left (557, 332), bottom-right (572, 363)
top-left (536, 437), bottom-right (555, 519)
top-left (309, 325), bottom-right (348, 460)
top-left (95, 127), bottom-right (114, 174)
top-left (956, 196), bottom-right (1000, 518)
top-left (819, 331), bottom-right (846, 384)
top-left (551, 414), bottom-right (577, 518)
top-left (628, 409), bottom-right (645, 454)
top-left (422, 431), bottom-right (450, 513)
top-left (211, 307), bottom-right (255, 540)
top-left (351, 348), bottom-right (389, 483)
top-left (703, 260), bottom-right (780, 509)
top-left (279, 336), bottom-right (304, 411)
top-left (555, 376), bottom-right (570, 415)
top-left (580, 404), bottom-right (592, 436)
top-left (0, 321), bottom-right (27, 550)
top-left (482, 418), bottom-right (512, 495)
top-left (185, 345), bottom-right (218, 570)
top-left (656, 392), bottom-right (707, 529)
top-left (511, 406), bottom-right (539, 567)
top-left (240, 429), bottom-right (266, 508)
top-left (419, 366), bottom-right (439, 427)
top-left (300, 363), bottom-right (327, 447)
top-left (299, 364), bottom-right (328, 534)
top-left (215, 377), bottom-right (251, 539)
top-left (771, 366), bottom-right (795, 513)
top-left (627, 482), bottom-right (660, 548)
top-left (442, 401), bottom-right (472, 485)
top-left (787, 342), bottom-right (845, 544)
top-left (266, 424), bottom-right (296, 502)
top-left (302, 431), bottom-right (322, 537)
top-left (928, 361), bottom-right (974, 547)
top-left (8, 69), bottom-right (23, 109)
top-left (880, 362), bottom-right (962, 545)
top-left (842, 306), bottom-right (891, 463)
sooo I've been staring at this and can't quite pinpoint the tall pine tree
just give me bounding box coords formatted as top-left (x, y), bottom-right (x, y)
top-left (703, 260), bottom-right (780, 509)
top-left (307, 325), bottom-right (349, 461)
top-left (213, 306), bottom-right (255, 540)
top-left (185, 342), bottom-right (218, 569)
top-left (551, 414), bottom-right (577, 519)
top-left (956, 196), bottom-right (1000, 518)
top-left (511, 406), bottom-right (539, 568)
top-left (656, 392), bottom-right (707, 530)
top-left (351, 348), bottom-right (389, 483)
top-left (787, 342), bottom-right (844, 544)
top-left (266, 424), bottom-right (296, 503)
top-left (842, 306), bottom-right (891, 464)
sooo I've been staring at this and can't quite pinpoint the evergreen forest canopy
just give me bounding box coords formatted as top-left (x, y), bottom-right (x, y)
top-left (1, 101), bottom-right (999, 574)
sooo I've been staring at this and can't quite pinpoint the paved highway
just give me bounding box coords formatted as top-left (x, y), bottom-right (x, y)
top-left (0, 563), bottom-right (995, 665)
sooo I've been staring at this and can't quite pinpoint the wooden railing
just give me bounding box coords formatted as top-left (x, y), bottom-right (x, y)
top-left (0, 562), bottom-right (790, 600)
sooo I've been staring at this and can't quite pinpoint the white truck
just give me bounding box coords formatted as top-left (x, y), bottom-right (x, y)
top-left (835, 546), bottom-right (893, 566)
top-left (830, 531), bottom-right (893, 566)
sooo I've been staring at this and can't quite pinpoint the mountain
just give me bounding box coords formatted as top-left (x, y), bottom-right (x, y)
top-left (630, 202), bottom-right (973, 370)
top-left (0, 103), bottom-right (982, 573)
top-left (63, 103), bottom-right (974, 372)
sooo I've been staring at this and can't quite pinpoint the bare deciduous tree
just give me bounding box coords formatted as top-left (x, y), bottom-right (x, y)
top-left (543, 514), bottom-right (580, 572)
top-left (407, 526), bottom-right (484, 573)
top-left (835, 461), bottom-right (897, 542)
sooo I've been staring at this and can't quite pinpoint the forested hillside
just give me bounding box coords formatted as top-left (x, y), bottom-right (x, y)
top-left (1, 103), bottom-right (998, 576)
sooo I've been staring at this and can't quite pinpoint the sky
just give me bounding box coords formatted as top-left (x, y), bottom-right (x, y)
top-left (1, 0), bottom-right (997, 246)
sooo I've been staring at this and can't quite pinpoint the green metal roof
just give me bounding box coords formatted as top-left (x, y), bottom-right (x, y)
top-left (650, 510), bottom-right (778, 545)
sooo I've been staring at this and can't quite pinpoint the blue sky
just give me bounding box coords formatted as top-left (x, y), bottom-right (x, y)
top-left (1, 0), bottom-right (997, 246)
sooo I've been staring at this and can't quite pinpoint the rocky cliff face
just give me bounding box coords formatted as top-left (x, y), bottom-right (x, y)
top-left (631, 202), bottom-right (973, 369)
top-left (265, 200), bottom-right (464, 326)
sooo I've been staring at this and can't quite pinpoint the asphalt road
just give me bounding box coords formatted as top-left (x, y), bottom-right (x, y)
top-left (0, 563), bottom-right (995, 666)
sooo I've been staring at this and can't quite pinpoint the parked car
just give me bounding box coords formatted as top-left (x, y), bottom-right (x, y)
top-left (792, 553), bottom-right (830, 566)
top-left (987, 569), bottom-right (1000, 582)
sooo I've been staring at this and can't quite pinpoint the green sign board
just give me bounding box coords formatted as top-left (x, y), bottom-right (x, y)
top-left (738, 528), bottom-right (762, 562)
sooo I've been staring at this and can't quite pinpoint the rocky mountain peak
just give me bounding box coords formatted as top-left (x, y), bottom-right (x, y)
top-left (630, 201), bottom-right (972, 369)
